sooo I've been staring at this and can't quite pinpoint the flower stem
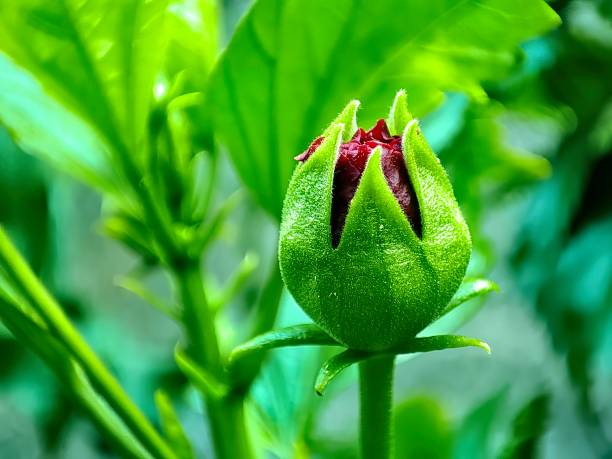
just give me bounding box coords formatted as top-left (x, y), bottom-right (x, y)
top-left (173, 259), bottom-right (253, 459)
top-left (359, 355), bottom-right (395, 459)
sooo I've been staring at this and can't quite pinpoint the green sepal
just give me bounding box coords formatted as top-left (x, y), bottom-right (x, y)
top-left (402, 119), bottom-right (472, 306)
top-left (315, 349), bottom-right (366, 396)
top-left (314, 334), bottom-right (490, 395)
top-left (279, 123), bottom-right (344, 326)
top-left (440, 278), bottom-right (498, 317)
top-left (387, 89), bottom-right (414, 136)
top-left (323, 99), bottom-right (360, 143)
top-left (229, 323), bottom-right (339, 365)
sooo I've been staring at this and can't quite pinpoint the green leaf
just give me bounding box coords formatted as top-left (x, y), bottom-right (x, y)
top-left (166, 0), bottom-right (220, 79)
top-left (101, 214), bottom-right (159, 264)
top-left (174, 346), bottom-right (229, 399)
top-left (208, 0), bottom-right (560, 217)
top-left (164, 0), bottom-right (221, 150)
top-left (0, 55), bottom-right (118, 195)
top-left (453, 389), bottom-right (507, 459)
top-left (498, 393), bottom-right (550, 459)
top-left (191, 190), bottom-right (243, 255)
top-left (0, 0), bottom-right (170, 153)
top-left (394, 396), bottom-right (454, 459)
top-left (441, 102), bottom-right (551, 230)
top-left (230, 324), bottom-right (339, 365)
top-left (115, 276), bottom-right (179, 320)
top-left (154, 390), bottom-right (194, 459)
top-left (208, 251), bottom-right (259, 312)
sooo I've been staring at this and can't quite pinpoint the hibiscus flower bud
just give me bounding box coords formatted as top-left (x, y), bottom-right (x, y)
top-left (279, 91), bottom-right (471, 351)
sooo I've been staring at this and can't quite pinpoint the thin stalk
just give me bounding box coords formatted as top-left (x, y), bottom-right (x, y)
top-left (173, 259), bottom-right (254, 459)
top-left (0, 227), bottom-right (176, 459)
top-left (231, 254), bottom-right (283, 393)
top-left (359, 356), bottom-right (395, 459)
top-left (70, 367), bottom-right (154, 459)
top-left (0, 295), bottom-right (150, 459)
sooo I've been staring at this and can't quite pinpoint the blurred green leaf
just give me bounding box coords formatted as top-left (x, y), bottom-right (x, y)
top-left (167, 0), bottom-right (220, 79)
top-left (164, 0), bottom-right (221, 150)
top-left (248, 293), bottom-right (324, 459)
top-left (209, 0), bottom-right (559, 217)
top-left (101, 213), bottom-right (159, 263)
top-left (453, 389), bottom-right (507, 459)
top-left (208, 251), bottom-right (259, 311)
top-left (154, 390), bottom-right (194, 459)
top-left (509, 6), bottom-right (612, 447)
top-left (116, 276), bottom-right (179, 320)
top-left (174, 346), bottom-right (229, 399)
top-left (498, 393), bottom-right (550, 459)
top-left (0, 0), bottom-right (171, 154)
top-left (394, 395), bottom-right (454, 459)
top-left (440, 102), bottom-right (552, 271)
top-left (0, 55), bottom-right (117, 195)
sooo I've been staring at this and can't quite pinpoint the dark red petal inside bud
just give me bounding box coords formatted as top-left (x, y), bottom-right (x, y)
top-left (297, 119), bottom-right (422, 247)
top-left (294, 136), bottom-right (323, 161)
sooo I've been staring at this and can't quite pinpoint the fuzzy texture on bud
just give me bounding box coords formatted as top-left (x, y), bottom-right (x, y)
top-left (279, 91), bottom-right (471, 351)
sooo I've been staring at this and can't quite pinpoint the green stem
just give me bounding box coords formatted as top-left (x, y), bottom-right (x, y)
top-left (0, 295), bottom-right (150, 459)
top-left (0, 227), bottom-right (176, 459)
top-left (231, 254), bottom-right (283, 393)
top-left (173, 259), bottom-right (253, 459)
top-left (359, 356), bottom-right (395, 459)
top-left (70, 368), bottom-right (153, 459)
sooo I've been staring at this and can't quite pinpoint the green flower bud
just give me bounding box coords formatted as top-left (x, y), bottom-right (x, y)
top-left (279, 91), bottom-right (471, 351)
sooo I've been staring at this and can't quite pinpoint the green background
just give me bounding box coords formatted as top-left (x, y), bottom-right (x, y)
top-left (0, 0), bottom-right (611, 458)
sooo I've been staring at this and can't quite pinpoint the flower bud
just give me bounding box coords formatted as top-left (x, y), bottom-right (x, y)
top-left (279, 91), bottom-right (471, 351)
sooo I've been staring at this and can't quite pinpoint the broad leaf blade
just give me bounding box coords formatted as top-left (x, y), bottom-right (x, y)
top-left (0, 0), bottom-right (170, 159)
top-left (208, 0), bottom-right (560, 217)
top-left (454, 389), bottom-right (507, 459)
top-left (498, 393), bottom-right (550, 459)
top-left (0, 55), bottom-right (118, 195)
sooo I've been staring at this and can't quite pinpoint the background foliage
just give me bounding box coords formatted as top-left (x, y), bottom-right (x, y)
top-left (0, 0), bottom-right (610, 458)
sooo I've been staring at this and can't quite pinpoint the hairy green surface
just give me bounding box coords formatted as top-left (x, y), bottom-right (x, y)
top-left (279, 93), bottom-right (471, 350)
